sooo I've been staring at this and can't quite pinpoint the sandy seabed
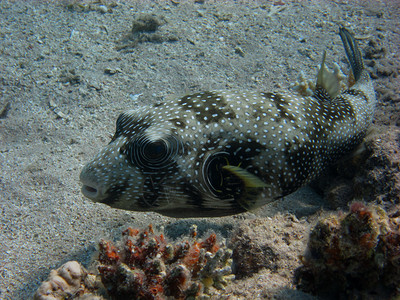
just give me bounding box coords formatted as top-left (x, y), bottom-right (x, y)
top-left (0, 0), bottom-right (399, 299)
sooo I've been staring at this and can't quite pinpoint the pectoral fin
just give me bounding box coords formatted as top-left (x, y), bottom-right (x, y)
top-left (222, 165), bottom-right (268, 188)
top-left (222, 165), bottom-right (269, 211)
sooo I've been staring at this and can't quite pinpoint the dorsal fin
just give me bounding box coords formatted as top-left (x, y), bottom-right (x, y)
top-left (315, 50), bottom-right (341, 100)
top-left (339, 27), bottom-right (364, 82)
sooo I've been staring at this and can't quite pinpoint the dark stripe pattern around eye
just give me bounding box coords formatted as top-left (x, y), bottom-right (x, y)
top-left (202, 151), bottom-right (242, 199)
top-left (127, 135), bottom-right (182, 172)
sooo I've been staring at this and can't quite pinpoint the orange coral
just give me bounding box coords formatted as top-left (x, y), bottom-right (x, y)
top-left (97, 225), bottom-right (234, 299)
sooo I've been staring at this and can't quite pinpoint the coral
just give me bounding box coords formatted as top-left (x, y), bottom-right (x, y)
top-left (34, 261), bottom-right (102, 300)
top-left (97, 224), bottom-right (234, 299)
top-left (290, 63), bottom-right (346, 97)
top-left (34, 225), bottom-right (234, 299)
top-left (296, 203), bottom-right (400, 299)
top-left (290, 71), bottom-right (315, 97)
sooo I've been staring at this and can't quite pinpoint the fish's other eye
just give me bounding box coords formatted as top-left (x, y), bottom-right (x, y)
top-left (127, 136), bottom-right (182, 172)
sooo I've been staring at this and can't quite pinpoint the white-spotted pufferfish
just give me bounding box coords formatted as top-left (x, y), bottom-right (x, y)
top-left (80, 28), bottom-right (376, 217)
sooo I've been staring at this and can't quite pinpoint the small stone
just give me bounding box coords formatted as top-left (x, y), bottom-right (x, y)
top-left (234, 46), bottom-right (245, 57)
top-left (104, 67), bottom-right (121, 75)
top-left (97, 5), bottom-right (108, 14)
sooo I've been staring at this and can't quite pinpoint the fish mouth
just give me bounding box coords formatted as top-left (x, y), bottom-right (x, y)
top-left (81, 184), bottom-right (99, 200)
top-left (80, 166), bottom-right (108, 202)
top-left (80, 174), bottom-right (107, 202)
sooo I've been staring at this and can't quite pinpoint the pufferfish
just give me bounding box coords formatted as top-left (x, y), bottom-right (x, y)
top-left (80, 28), bottom-right (376, 217)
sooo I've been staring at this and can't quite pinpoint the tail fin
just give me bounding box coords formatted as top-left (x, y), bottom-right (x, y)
top-left (339, 27), bottom-right (364, 82)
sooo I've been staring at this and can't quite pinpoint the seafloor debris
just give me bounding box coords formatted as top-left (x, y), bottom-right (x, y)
top-left (65, 0), bottom-right (117, 13)
top-left (49, 98), bottom-right (71, 121)
top-left (0, 101), bottom-right (11, 119)
top-left (131, 14), bottom-right (166, 34)
top-left (116, 14), bottom-right (178, 51)
top-left (34, 225), bottom-right (234, 299)
top-left (296, 202), bottom-right (400, 299)
top-left (34, 261), bottom-right (102, 300)
top-left (59, 69), bottom-right (81, 85)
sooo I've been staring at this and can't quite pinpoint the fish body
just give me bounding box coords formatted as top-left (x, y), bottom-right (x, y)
top-left (80, 28), bottom-right (376, 217)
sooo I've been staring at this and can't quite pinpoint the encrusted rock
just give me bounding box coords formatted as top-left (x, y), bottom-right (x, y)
top-left (296, 202), bottom-right (400, 298)
top-left (230, 215), bottom-right (308, 279)
top-left (34, 261), bottom-right (102, 300)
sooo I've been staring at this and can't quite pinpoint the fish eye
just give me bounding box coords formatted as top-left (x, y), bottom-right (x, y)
top-left (127, 136), bottom-right (182, 172)
top-left (143, 140), bottom-right (167, 161)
